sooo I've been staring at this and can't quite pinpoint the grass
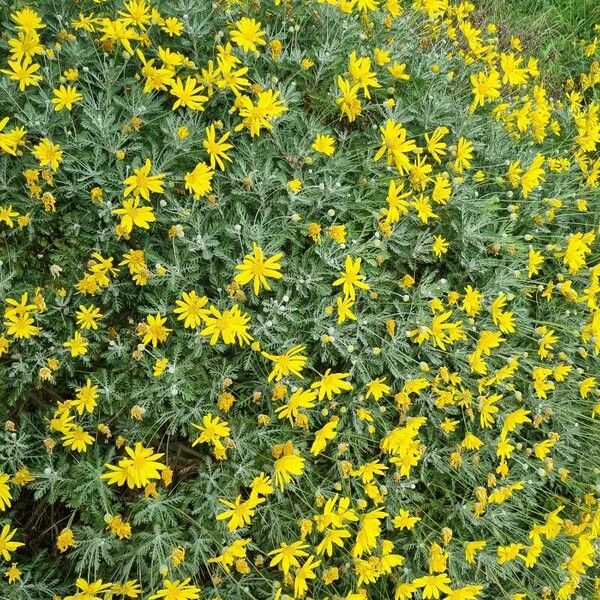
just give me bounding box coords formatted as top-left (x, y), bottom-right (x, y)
top-left (477, 0), bottom-right (600, 85)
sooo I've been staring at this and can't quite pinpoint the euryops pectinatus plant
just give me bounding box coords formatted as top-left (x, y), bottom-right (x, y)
top-left (0, 0), bottom-right (599, 598)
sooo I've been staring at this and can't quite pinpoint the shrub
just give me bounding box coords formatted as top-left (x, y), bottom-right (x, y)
top-left (0, 1), bottom-right (599, 599)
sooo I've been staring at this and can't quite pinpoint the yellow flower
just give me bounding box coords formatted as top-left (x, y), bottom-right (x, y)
top-left (395, 582), bottom-right (419, 600)
top-left (99, 18), bottom-right (140, 55)
top-left (234, 242), bottom-right (284, 295)
top-left (317, 529), bottom-right (350, 557)
top-left (56, 527), bottom-right (76, 553)
top-left (461, 432), bottom-right (483, 450)
top-left (310, 416), bottom-right (339, 456)
top-left (469, 69), bottom-right (501, 111)
top-left (169, 77), bottom-right (208, 111)
top-left (4, 562), bottom-right (21, 584)
top-left (500, 52), bottom-right (528, 86)
top-left (424, 126), bottom-right (449, 162)
top-left (250, 472), bottom-right (273, 497)
top-left (1, 59), bottom-right (43, 91)
top-left (32, 138), bottom-right (63, 171)
top-left (106, 514), bottom-right (132, 540)
top-left (497, 543), bottom-right (525, 564)
top-left (176, 125), bottom-right (189, 140)
top-left (579, 376), bottom-right (596, 399)
top-left (170, 546), bottom-right (186, 567)
top-left (464, 540), bottom-right (486, 564)
top-left (432, 175), bottom-right (451, 204)
top-left (62, 425), bottom-right (94, 453)
top-left (383, 180), bottom-right (410, 226)
top-left (113, 579), bottom-right (142, 597)
top-left (412, 573), bottom-right (452, 599)
top-left (101, 442), bottom-right (167, 489)
top-left (0, 525), bottom-right (23, 562)
top-left (453, 137), bottom-right (474, 173)
top-left (153, 357), bottom-right (169, 377)
top-left (0, 473), bottom-right (12, 512)
top-left (371, 43), bottom-right (394, 65)
top-left (520, 154), bottom-right (545, 198)
top-left (288, 178), bottom-right (303, 193)
top-left (8, 30), bottom-right (43, 64)
top-left (72, 13), bottom-right (96, 32)
top-left (173, 290), bottom-right (209, 329)
top-left (191, 414), bottom-right (230, 451)
top-left (537, 325), bottom-right (558, 359)
top-left (332, 296), bottom-right (356, 325)
top-left (388, 62), bottom-right (410, 80)
top-left (418, 191), bottom-right (444, 225)
top-left (392, 509), bottom-right (420, 530)
top-left (11, 7), bottom-right (46, 32)
top-left (51, 85), bottom-right (83, 111)
top-left (123, 158), bottom-right (166, 200)
top-left (216, 494), bottom-right (264, 531)
top-left (293, 556), bottom-right (321, 599)
top-left (366, 377), bottom-right (391, 400)
top-left (273, 452), bottom-right (305, 491)
top-left (73, 379), bottom-right (98, 414)
top-left (230, 18), bottom-right (266, 53)
top-left (140, 313), bottom-right (171, 347)
top-left (11, 468), bottom-right (34, 487)
top-left (75, 304), bottom-right (103, 330)
top-left (0, 118), bottom-right (26, 156)
top-left (17, 214), bottom-right (30, 228)
top-left (332, 255), bottom-right (369, 300)
top-left (149, 579), bottom-right (200, 600)
top-left (462, 285), bottom-right (482, 317)
top-left (69, 578), bottom-right (113, 598)
top-left (261, 345), bottom-right (307, 381)
top-left (328, 224), bottom-right (346, 244)
top-left (161, 17), bottom-right (184, 37)
top-left (563, 231), bottom-right (595, 274)
top-left (63, 331), bottom-right (88, 357)
top-left (235, 89), bottom-right (287, 137)
top-left (527, 248), bottom-right (544, 278)
top-left (268, 541), bottom-right (309, 575)
top-left (112, 197), bottom-right (156, 233)
top-left (184, 161), bottom-right (214, 198)
top-left (209, 539), bottom-right (250, 573)
top-left (353, 507), bottom-right (388, 557)
top-left (374, 119), bottom-right (417, 174)
top-left (118, 0), bottom-right (152, 28)
top-left (336, 76), bottom-right (362, 122)
top-left (274, 388), bottom-right (317, 423)
top-left (307, 222), bottom-right (322, 243)
top-left (348, 51), bottom-right (380, 98)
top-left (200, 304), bottom-right (253, 346)
top-left (270, 39), bottom-right (283, 60)
top-left (312, 134), bottom-right (336, 156)
top-left (203, 125), bottom-right (233, 171)
top-left (445, 585), bottom-right (484, 600)
top-left (432, 235), bottom-right (449, 257)
top-left (311, 369), bottom-right (352, 401)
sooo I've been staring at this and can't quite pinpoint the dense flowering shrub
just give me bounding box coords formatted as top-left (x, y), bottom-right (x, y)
top-left (0, 0), bottom-right (600, 599)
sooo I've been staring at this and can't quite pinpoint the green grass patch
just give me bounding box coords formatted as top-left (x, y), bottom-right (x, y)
top-left (478, 0), bottom-right (599, 84)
